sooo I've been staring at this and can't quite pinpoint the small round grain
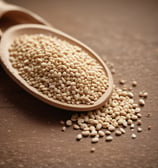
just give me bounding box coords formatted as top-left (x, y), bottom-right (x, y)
top-left (106, 136), bottom-right (113, 141)
top-left (76, 134), bottom-right (82, 140)
top-left (91, 137), bottom-right (99, 143)
top-left (131, 133), bottom-right (136, 139)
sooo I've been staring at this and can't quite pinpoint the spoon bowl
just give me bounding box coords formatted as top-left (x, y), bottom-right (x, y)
top-left (0, 24), bottom-right (113, 111)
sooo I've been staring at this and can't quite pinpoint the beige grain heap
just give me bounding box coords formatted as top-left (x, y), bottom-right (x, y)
top-left (9, 34), bottom-right (109, 105)
top-left (63, 85), bottom-right (146, 143)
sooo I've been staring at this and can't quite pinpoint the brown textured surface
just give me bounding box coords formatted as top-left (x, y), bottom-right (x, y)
top-left (0, 0), bottom-right (158, 168)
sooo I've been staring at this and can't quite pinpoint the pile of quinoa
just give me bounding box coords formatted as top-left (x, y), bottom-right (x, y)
top-left (9, 34), bottom-right (109, 105)
top-left (62, 85), bottom-right (148, 144)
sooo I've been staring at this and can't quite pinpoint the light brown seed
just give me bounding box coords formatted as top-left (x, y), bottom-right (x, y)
top-left (137, 127), bottom-right (142, 132)
top-left (139, 91), bottom-right (144, 97)
top-left (90, 147), bottom-right (96, 153)
top-left (119, 79), bottom-right (126, 85)
top-left (108, 125), bottom-right (115, 132)
top-left (91, 137), bottom-right (99, 143)
top-left (143, 92), bottom-right (148, 98)
top-left (82, 131), bottom-right (90, 137)
top-left (66, 120), bottom-right (72, 126)
top-left (90, 130), bottom-right (98, 137)
top-left (148, 125), bottom-right (151, 130)
top-left (73, 124), bottom-right (80, 130)
top-left (105, 130), bottom-right (111, 135)
top-left (138, 99), bottom-right (145, 106)
top-left (115, 130), bottom-right (122, 136)
top-left (131, 133), bottom-right (136, 139)
top-left (130, 124), bottom-right (135, 129)
top-left (98, 130), bottom-right (105, 137)
top-left (105, 136), bottom-right (113, 141)
top-left (76, 134), bottom-right (82, 140)
top-left (61, 126), bottom-right (66, 132)
top-left (131, 115), bottom-right (138, 121)
top-left (120, 128), bottom-right (126, 134)
top-left (137, 120), bottom-right (142, 125)
top-left (132, 81), bottom-right (137, 87)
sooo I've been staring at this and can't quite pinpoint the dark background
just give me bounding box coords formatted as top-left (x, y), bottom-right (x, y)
top-left (0, 0), bottom-right (158, 167)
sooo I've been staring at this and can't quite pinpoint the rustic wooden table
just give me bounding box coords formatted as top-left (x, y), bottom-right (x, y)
top-left (0, 0), bottom-right (158, 168)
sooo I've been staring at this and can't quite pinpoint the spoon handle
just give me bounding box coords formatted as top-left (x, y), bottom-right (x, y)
top-left (0, 0), bottom-right (20, 17)
top-left (0, 0), bottom-right (52, 27)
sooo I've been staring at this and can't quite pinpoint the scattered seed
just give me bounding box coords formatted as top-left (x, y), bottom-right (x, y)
top-left (127, 119), bottom-right (133, 125)
top-left (119, 79), bottom-right (126, 85)
top-left (73, 124), bottom-right (80, 130)
top-left (137, 120), bottom-right (142, 125)
top-left (135, 107), bottom-right (141, 113)
top-left (137, 127), bottom-right (142, 132)
top-left (91, 137), bottom-right (99, 143)
top-left (98, 130), bottom-right (105, 137)
top-left (95, 134), bottom-right (99, 138)
top-left (105, 130), bottom-right (111, 135)
top-left (138, 99), bottom-right (145, 106)
top-left (61, 126), bottom-right (66, 132)
top-left (89, 126), bottom-right (95, 131)
top-left (128, 92), bottom-right (134, 98)
top-left (108, 125), bottom-right (115, 132)
top-left (115, 130), bottom-right (122, 136)
top-left (60, 85), bottom-right (147, 144)
top-left (82, 131), bottom-right (90, 137)
top-left (143, 92), bottom-right (148, 98)
top-left (137, 113), bottom-right (142, 118)
top-left (131, 115), bottom-right (138, 121)
top-left (106, 136), bottom-right (113, 141)
top-left (96, 123), bottom-right (102, 130)
top-left (90, 147), bottom-right (95, 153)
top-left (66, 120), bottom-right (72, 126)
top-left (128, 87), bottom-right (133, 91)
top-left (122, 121), bottom-right (128, 127)
top-left (139, 91), bottom-right (144, 97)
top-left (83, 127), bottom-right (90, 131)
top-left (132, 81), bottom-right (137, 87)
top-left (120, 128), bottom-right (126, 134)
top-left (90, 130), bottom-right (98, 137)
top-left (133, 104), bottom-right (138, 108)
top-left (148, 125), bottom-right (151, 130)
top-left (131, 133), bottom-right (136, 139)
top-left (122, 87), bottom-right (128, 91)
top-left (76, 134), bottom-right (82, 140)
top-left (130, 124), bottom-right (135, 129)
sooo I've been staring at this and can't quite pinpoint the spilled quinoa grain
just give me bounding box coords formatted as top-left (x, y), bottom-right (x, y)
top-left (62, 85), bottom-right (147, 144)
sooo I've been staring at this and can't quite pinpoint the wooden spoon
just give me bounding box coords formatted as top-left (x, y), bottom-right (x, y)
top-left (0, 24), bottom-right (113, 111)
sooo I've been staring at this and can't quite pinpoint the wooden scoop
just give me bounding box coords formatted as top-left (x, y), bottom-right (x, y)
top-left (0, 0), bottom-right (113, 111)
top-left (0, 24), bottom-right (113, 111)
